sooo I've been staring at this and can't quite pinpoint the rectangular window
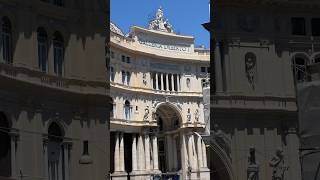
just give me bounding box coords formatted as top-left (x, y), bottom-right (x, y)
top-left (122, 70), bottom-right (126, 84)
top-left (291, 17), bottom-right (306, 35)
top-left (2, 32), bottom-right (12, 64)
top-left (121, 55), bottom-right (125, 62)
top-left (111, 51), bottom-right (115, 58)
top-left (112, 104), bottom-right (116, 118)
top-left (312, 18), bottom-right (320, 36)
top-left (126, 72), bottom-right (131, 85)
top-left (207, 67), bottom-right (210, 73)
top-left (110, 67), bottom-right (115, 81)
top-left (54, 46), bottom-right (64, 76)
top-left (38, 41), bottom-right (48, 72)
top-left (126, 56), bottom-right (131, 63)
top-left (201, 67), bottom-right (206, 73)
top-left (124, 106), bottom-right (132, 120)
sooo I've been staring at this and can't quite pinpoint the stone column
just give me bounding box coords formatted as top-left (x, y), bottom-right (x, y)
top-left (214, 42), bottom-right (223, 93)
top-left (202, 140), bottom-right (207, 168)
top-left (9, 131), bottom-right (18, 178)
top-left (155, 73), bottom-right (159, 90)
top-left (160, 73), bottom-right (163, 91)
top-left (197, 136), bottom-right (203, 168)
top-left (137, 134), bottom-right (143, 170)
top-left (141, 135), bottom-right (146, 170)
top-left (132, 135), bottom-right (137, 171)
top-left (180, 134), bottom-right (188, 172)
top-left (145, 134), bottom-right (151, 171)
top-left (187, 135), bottom-right (193, 169)
top-left (166, 136), bottom-right (172, 171)
top-left (119, 133), bottom-right (125, 171)
top-left (63, 142), bottom-right (71, 180)
top-left (172, 136), bottom-right (178, 170)
top-left (177, 75), bottom-right (180, 92)
top-left (58, 144), bottom-right (63, 180)
top-left (114, 132), bottom-right (120, 172)
top-left (152, 136), bottom-right (159, 170)
top-left (165, 73), bottom-right (169, 91)
top-left (171, 74), bottom-right (175, 92)
top-left (43, 137), bottom-right (49, 178)
top-left (191, 135), bottom-right (198, 170)
top-left (187, 134), bottom-right (195, 170)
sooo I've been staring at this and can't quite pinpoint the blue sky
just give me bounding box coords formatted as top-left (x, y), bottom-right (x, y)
top-left (110, 0), bottom-right (210, 48)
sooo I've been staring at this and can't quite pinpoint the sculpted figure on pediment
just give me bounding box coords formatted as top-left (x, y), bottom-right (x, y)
top-left (148, 6), bottom-right (173, 33)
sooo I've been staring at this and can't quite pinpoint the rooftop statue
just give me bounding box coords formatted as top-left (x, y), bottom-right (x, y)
top-left (148, 6), bottom-right (173, 33)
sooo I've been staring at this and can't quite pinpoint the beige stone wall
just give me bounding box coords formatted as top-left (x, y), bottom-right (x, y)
top-left (0, 1), bottom-right (109, 180)
top-left (208, 1), bottom-right (320, 180)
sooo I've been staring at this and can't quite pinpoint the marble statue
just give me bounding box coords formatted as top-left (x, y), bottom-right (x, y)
top-left (245, 52), bottom-right (257, 90)
top-left (247, 146), bottom-right (259, 180)
top-left (187, 108), bottom-right (191, 122)
top-left (148, 6), bottom-right (173, 33)
top-left (269, 148), bottom-right (288, 180)
top-left (143, 106), bottom-right (149, 121)
top-left (194, 109), bottom-right (200, 121)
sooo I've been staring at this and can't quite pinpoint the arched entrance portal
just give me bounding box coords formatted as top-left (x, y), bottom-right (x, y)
top-left (208, 142), bottom-right (233, 180)
top-left (156, 103), bottom-right (182, 175)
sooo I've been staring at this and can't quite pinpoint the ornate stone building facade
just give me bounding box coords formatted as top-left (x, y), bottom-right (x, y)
top-left (0, 1), bottom-right (109, 180)
top-left (206, 0), bottom-right (320, 180)
top-left (109, 8), bottom-right (210, 180)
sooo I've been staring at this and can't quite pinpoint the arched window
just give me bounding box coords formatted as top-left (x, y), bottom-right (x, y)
top-left (158, 117), bottom-right (163, 132)
top-left (126, 71), bottom-right (131, 85)
top-left (37, 28), bottom-right (48, 72)
top-left (47, 122), bottom-right (70, 180)
top-left (121, 70), bottom-right (126, 84)
top-left (0, 113), bottom-right (11, 177)
top-left (292, 56), bottom-right (308, 83)
top-left (110, 66), bottom-right (115, 81)
top-left (53, 32), bottom-right (64, 76)
top-left (1, 17), bottom-right (12, 64)
top-left (123, 100), bottom-right (131, 120)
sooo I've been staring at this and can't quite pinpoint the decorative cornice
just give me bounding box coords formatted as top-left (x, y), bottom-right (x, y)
top-left (0, 63), bottom-right (108, 96)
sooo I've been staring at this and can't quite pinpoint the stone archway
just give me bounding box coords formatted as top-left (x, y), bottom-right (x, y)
top-left (155, 103), bottom-right (182, 175)
top-left (208, 141), bottom-right (233, 180)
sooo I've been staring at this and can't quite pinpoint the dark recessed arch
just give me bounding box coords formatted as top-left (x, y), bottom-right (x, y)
top-left (0, 112), bottom-right (11, 177)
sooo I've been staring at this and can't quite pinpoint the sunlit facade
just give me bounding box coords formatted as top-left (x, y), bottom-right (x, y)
top-left (109, 8), bottom-right (210, 180)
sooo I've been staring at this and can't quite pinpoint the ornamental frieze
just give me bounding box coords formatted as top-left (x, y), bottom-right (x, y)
top-left (137, 37), bottom-right (191, 52)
